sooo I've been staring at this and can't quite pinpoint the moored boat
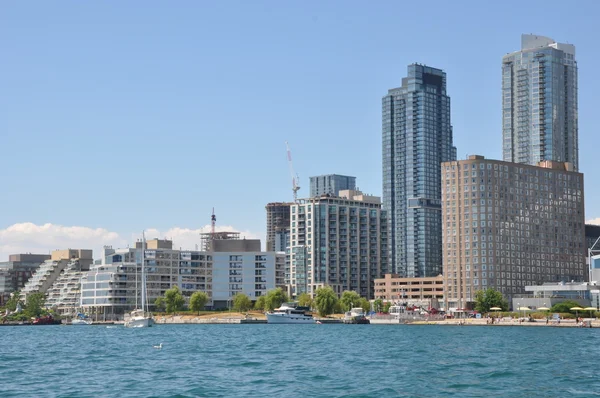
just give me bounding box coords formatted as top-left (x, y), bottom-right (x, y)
top-left (343, 307), bottom-right (370, 324)
top-left (266, 302), bottom-right (315, 324)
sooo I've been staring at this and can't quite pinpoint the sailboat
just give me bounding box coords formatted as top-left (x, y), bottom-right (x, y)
top-left (125, 232), bottom-right (154, 328)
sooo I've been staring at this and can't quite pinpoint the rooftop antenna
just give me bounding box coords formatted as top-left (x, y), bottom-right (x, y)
top-left (211, 207), bottom-right (216, 237)
top-left (286, 141), bottom-right (301, 202)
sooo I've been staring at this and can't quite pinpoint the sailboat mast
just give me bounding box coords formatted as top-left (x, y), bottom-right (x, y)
top-left (141, 231), bottom-right (146, 313)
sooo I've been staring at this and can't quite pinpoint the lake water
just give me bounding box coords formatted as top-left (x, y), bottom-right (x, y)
top-left (1, 324), bottom-right (599, 397)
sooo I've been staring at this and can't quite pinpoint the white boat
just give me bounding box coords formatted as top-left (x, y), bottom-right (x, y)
top-left (71, 313), bottom-right (93, 325)
top-left (125, 232), bottom-right (154, 328)
top-left (343, 307), bottom-right (370, 324)
top-left (266, 302), bottom-right (315, 324)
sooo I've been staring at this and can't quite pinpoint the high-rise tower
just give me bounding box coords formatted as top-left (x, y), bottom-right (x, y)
top-left (382, 64), bottom-right (456, 277)
top-left (502, 34), bottom-right (578, 170)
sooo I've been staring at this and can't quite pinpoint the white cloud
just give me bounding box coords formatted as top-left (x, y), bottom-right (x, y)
top-left (0, 223), bottom-right (263, 261)
top-left (587, 218), bottom-right (600, 226)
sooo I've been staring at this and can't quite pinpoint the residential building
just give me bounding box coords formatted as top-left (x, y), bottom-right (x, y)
top-left (266, 202), bottom-right (292, 252)
top-left (79, 236), bottom-right (285, 319)
top-left (288, 189), bottom-right (388, 299)
top-left (0, 253), bottom-right (50, 303)
top-left (374, 274), bottom-right (444, 306)
top-left (309, 174), bottom-right (356, 197)
top-left (20, 250), bottom-right (92, 303)
top-left (382, 63), bottom-right (456, 277)
top-left (441, 155), bottom-right (586, 311)
top-left (502, 34), bottom-right (578, 170)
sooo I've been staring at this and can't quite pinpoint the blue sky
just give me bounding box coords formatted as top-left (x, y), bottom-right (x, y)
top-left (1, 1), bottom-right (599, 259)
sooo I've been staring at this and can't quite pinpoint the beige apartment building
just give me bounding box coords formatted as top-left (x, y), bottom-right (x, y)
top-left (374, 274), bottom-right (444, 302)
top-left (441, 156), bottom-right (586, 311)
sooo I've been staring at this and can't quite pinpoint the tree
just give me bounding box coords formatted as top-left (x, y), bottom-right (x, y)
top-left (373, 299), bottom-right (384, 313)
top-left (264, 288), bottom-right (288, 312)
top-left (254, 296), bottom-right (266, 311)
top-left (474, 288), bottom-right (508, 313)
top-left (298, 293), bottom-right (313, 308)
top-left (3, 291), bottom-right (22, 312)
top-left (164, 286), bottom-right (185, 313)
top-left (340, 291), bottom-right (362, 312)
top-left (24, 292), bottom-right (46, 318)
top-left (232, 293), bottom-right (252, 312)
top-left (383, 302), bottom-right (392, 314)
top-left (314, 286), bottom-right (338, 317)
top-left (359, 298), bottom-right (371, 314)
top-left (189, 291), bottom-right (209, 314)
top-left (154, 297), bottom-right (166, 312)
top-left (550, 300), bottom-right (582, 314)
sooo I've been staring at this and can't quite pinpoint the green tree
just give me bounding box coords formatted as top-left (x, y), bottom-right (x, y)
top-left (340, 291), bottom-right (362, 312)
top-left (314, 286), bottom-right (338, 317)
top-left (4, 291), bottom-right (22, 312)
top-left (383, 302), bottom-right (392, 313)
top-left (264, 288), bottom-right (288, 312)
top-left (359, 298), bottom-right (371, 314)
top-left (474, 288), bottom-right (509, 313)
top-left (189, 291), bottom-right (209, 314)
top-left (154, 297), bottom-right (166, 312)
top-left (24, 292), bottom-right (46, 318)
top-left (550, 300), bottom-right (582, 314)
top-left (333, 300), bottom-right (343, 314)
top-left (298, 293), bottom-right (313, 308)
top-left (232, 293), bottom-right (252, 312)
top-left (164, 286), bottom-right (185, 313)
top-left (373, 299), bottom-right (384, 313)
top-left (254, 296), bottom-right (266, 311)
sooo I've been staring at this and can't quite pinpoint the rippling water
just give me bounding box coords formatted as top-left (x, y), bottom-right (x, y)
top-left (1, 324), bottom-right (600, 397)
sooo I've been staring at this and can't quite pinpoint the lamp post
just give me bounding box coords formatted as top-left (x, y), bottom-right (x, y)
top-left (517, 302), bottom-right (520, 322)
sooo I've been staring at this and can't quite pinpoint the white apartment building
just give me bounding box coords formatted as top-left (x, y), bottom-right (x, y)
top-left (80, 236), bottom-right (284, 319)
top-left (288, 190), bottom-right (388, 299)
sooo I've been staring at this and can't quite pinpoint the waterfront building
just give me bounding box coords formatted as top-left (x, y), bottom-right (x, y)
top-left (20, 249), bottom-right (92, 303)
top-left (0, 253), bottom-right (50, 304)
top-left (79, 236), bottom-right (285, 319)
top-left (502, 34), bottom-right (578, 170)
top-left (374, 274), bottom-right (444, 307)
top-left (441, 155), bottom-right (586, 311)
top-left (309, 174), bottom-right (356, 198)
top-left (513, 281), bottom-right (594, 310)
top-left (288, 189), bottom-right (387, 299)
top-left (266, 202), bottom-right (292, 252)
top-left (382, 64), bottom-right (456, 278)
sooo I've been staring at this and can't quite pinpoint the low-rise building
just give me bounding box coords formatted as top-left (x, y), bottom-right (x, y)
top-left (80, 235), bottom-right (285, 319)
top-left (374, 274), bottom-right (444, 307)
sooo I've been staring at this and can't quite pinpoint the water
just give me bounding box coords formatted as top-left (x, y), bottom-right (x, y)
top-left (1, 324), bottom-right (600, 397)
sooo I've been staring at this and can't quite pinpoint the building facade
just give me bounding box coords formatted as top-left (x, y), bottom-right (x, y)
top-left (288, 190), bottom-right (387, 299)
top-left (265, 202), bottom-right (292, 252)
top-left (374, 274), bottom-right (444, 305)
top-left (382, 63), bottom-right (456, 277)
top-left (80, 237), bottom-right (285, 318)
top-left (502, 34), bottom-right (578, 170)
top-left (0, 253), bottom-right (51, 303)
top-left (309, 174), bottom-right (356, 198)
top-left (441, 155), bottom-right (586, 310)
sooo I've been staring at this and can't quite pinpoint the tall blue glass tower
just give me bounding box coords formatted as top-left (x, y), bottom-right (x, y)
top-left (382, 64), bottom-right (456, 277)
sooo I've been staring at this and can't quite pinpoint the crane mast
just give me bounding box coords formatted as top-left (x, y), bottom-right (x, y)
top-left (286, 141), bottom-right (300, 202)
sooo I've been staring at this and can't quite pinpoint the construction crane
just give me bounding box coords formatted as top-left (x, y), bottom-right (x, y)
top-left (286, 141), bottom-right (300, 202)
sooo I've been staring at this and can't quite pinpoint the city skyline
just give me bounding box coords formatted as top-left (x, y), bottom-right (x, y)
top-left (2, 2), bottom-right (600, 261)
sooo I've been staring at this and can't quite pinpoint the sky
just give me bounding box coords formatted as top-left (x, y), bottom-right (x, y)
top-left (1, 1), bottom-right (599, 260)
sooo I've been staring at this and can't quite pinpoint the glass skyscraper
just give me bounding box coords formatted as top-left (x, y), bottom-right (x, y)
top-left (382, 64), bottom-right (456, 277)
top-left (502, 34), bottom-right (578, 171)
